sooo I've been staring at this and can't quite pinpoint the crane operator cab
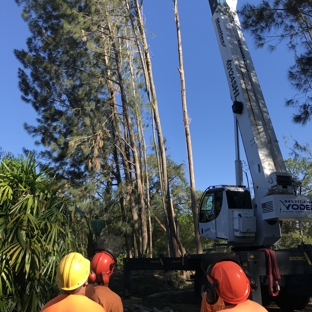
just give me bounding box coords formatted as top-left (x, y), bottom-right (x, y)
top-left (198, 185), bottom-right (256, 244)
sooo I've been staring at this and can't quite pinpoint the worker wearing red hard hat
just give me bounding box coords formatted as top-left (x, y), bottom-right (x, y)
top-left (86, 250), bottom-right (123, 312)
top-left (201, 260), bottom-right (268, 312)
top-left (40, 252), bottom-right (105, 312)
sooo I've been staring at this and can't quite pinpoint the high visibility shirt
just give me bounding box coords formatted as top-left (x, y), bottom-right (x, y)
top-left (86, 284), bottom-right (124, 312)
top-left (200, 292), bottom-right (268, 312)
top-left (221, 299), bottom-right (268, 311)
top-left (40, 293), bottom-right (105, 312)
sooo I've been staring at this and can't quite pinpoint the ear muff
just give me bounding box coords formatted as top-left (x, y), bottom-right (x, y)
top-left (245, 270), bottom-right (257, 291)
top-left (205, 264), bottom-right (220, 305)
top-left (89, 270), bottom-right (96, 283)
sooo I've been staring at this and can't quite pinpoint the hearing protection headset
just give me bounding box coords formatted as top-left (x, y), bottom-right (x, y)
top-left (89, 250), bottom-right (116, 285)
top-left (202, 253), bottom-right (257, 305)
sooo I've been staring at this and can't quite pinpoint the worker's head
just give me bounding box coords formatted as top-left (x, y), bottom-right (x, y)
top-left (205, 261), bottom-right (250, 305)
top-left (89, 250), bottom-right (116, 285)
top-left (56, 252), bottom-right (91, 293)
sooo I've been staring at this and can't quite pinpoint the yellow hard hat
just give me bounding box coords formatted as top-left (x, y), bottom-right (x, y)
top-left (56, 252), bottom-right (90, 291)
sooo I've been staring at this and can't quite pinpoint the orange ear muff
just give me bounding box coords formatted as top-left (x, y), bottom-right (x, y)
top-left (89, 270), bottom-right (96, 283)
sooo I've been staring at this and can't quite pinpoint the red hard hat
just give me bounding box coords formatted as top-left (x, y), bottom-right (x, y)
top-left (90, 251), bottom-right (116, 284)
top-left (210, 261), bottom-right (250, 304)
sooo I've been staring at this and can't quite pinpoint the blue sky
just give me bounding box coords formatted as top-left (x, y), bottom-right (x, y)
top-left (1, 1), bottom-right (311, 192)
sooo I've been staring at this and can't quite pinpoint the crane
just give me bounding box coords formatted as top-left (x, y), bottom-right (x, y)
top-left (124, 2), bottom-right (312, 310)
top-left (198, 0), bottom-right (312, 247)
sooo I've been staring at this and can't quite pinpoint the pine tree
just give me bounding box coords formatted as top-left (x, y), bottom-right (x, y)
top-left (15, 0), bottom-right (150, 256)
top-left (14, 0), bottom-right (188, 258)
top-left (239, 0), bottom-right (312, 124)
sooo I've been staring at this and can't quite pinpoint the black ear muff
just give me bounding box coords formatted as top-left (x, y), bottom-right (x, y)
top-left (245, 270), bottom-right (258, 291)
top-left (205, 264), bottom-right (219, 305)
top-left (89, 270), bottom-right (96, 283)
top-left (110, 262), bottom-right (116, 272)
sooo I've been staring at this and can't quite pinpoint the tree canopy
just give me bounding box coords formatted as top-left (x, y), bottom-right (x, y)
top-left (13, 0), bottom-right (190, 259)
top-left (239, 0), bottom-right (312, 124)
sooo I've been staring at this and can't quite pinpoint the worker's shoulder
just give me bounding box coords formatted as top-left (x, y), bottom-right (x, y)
top-left (242, 300), bottom-right (268, 311)
top-left (222, 300), bottom-right (268, 312)
top-left (69, 294), bottom-right (106, 311)
top-left (81, 295), bottom-right (106, 311)
top-left (96, 285), bottom-right (122, 297)
top-left (90, 300), bottom-right (106, 311)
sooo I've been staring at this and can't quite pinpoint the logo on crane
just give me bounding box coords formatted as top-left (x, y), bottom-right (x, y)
top-left (280, 199), bottom-right (312, 212)
top-left (226, 60), bottom-right (240, 100)
top-left (215, 18), bottom-right (226, 47)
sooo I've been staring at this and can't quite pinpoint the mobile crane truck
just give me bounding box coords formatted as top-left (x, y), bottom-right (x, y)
top-left (123, 1), bottom-right (312, 310)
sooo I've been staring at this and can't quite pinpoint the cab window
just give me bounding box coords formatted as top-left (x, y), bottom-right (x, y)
top-left (226, 190), bottom-right (252, 209)
top-left (199, 191), bottom-right (223, 222)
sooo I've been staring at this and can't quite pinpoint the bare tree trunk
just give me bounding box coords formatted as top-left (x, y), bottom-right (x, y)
top-left (110, 36), bottom-right (148, 257)
top-left (151, 113), bottom-right (171, 256)
top-left (99, 2), bottom-right (150, 256)
top-left (173, 0), bottom-right (203, 254)
top-left (126, 0), bottom-right (171, 256)
top-left (133, 0), bottom-right (181, 257)
top-left (126, 36), bottom-right (153, 257)
top-left (102, 30), bottom-right (140, 257)
top-left (104, 51), bottom-right (137, 258)
top-left (170, 199), bottom-right (186, 256)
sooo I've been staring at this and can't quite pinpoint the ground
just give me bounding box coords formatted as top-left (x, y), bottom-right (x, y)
top-left (108, 270), bottom-right (312, 312)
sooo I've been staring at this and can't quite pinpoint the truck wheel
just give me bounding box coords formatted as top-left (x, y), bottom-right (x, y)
top-left (295, 296), bottom-right (310, 310)
top-left (193, 270), bottom-right (206, 299)
top-left (260, 286), bottom-right (273, 307)
top-left (274, 292), bottom-right (310, 311)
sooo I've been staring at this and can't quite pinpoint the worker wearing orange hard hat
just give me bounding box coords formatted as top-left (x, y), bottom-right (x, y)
top-left (40, 252), bottom-right (105, 312)
top-left (201, 258), bottom-right (267, 312)
top-left (86, 250), bottom-right (123, 312)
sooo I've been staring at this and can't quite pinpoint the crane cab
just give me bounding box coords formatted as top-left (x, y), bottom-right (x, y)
top-left (198, 185), bottom-right (256, 244)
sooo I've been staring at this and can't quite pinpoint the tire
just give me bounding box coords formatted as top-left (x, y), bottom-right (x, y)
top-left (274, 290), bottom-right (310, 312)
top-left (260, 286), bottom-right (274, 307)
top-left (293, 296), bottom-right (310, 310)
top-left (193, 270), bottom-right (206, 299)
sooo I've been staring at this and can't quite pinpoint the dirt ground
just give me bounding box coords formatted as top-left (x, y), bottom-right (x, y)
top-left (110, 270), bottom-right (312, 312)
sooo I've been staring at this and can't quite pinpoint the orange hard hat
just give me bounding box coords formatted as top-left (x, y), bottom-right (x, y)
top-left (90, 251), bottom-right (116, 284)
top-left (209, 261), bottom-right (250, 304)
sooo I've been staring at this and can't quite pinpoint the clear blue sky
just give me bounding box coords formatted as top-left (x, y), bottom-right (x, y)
top-left (1, 1), bottom-right (311, 191)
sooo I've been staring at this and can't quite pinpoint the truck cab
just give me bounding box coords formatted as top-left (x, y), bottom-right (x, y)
top-left (199, 185), bottom-right (256, 243)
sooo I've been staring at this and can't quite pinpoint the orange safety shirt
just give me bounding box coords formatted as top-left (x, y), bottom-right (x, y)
top-left (86, 284), bottom-right (124, 312)
top-left (221, 300), bottom-right (268, 312)
top-left (200, 292), bottom-right (268, 312)
top-left (40, 293), bottom-right (105, 312)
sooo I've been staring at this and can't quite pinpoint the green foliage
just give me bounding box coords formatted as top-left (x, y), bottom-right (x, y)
top-left (0, 154), bottom-right (75, 311)
top-left (239, 1), bottom-right (312, 124)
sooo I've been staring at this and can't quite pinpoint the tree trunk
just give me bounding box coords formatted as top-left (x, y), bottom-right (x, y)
top-left (173, 0), bottom-right (202, 254)
top-left (134, 0), bottom-right (181, 257)
top-left (107, 31), bottom-right (148, 257)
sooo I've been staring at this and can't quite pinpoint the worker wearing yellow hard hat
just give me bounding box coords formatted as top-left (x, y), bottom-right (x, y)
top-left (40, 252), bottom-right (105, 312)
